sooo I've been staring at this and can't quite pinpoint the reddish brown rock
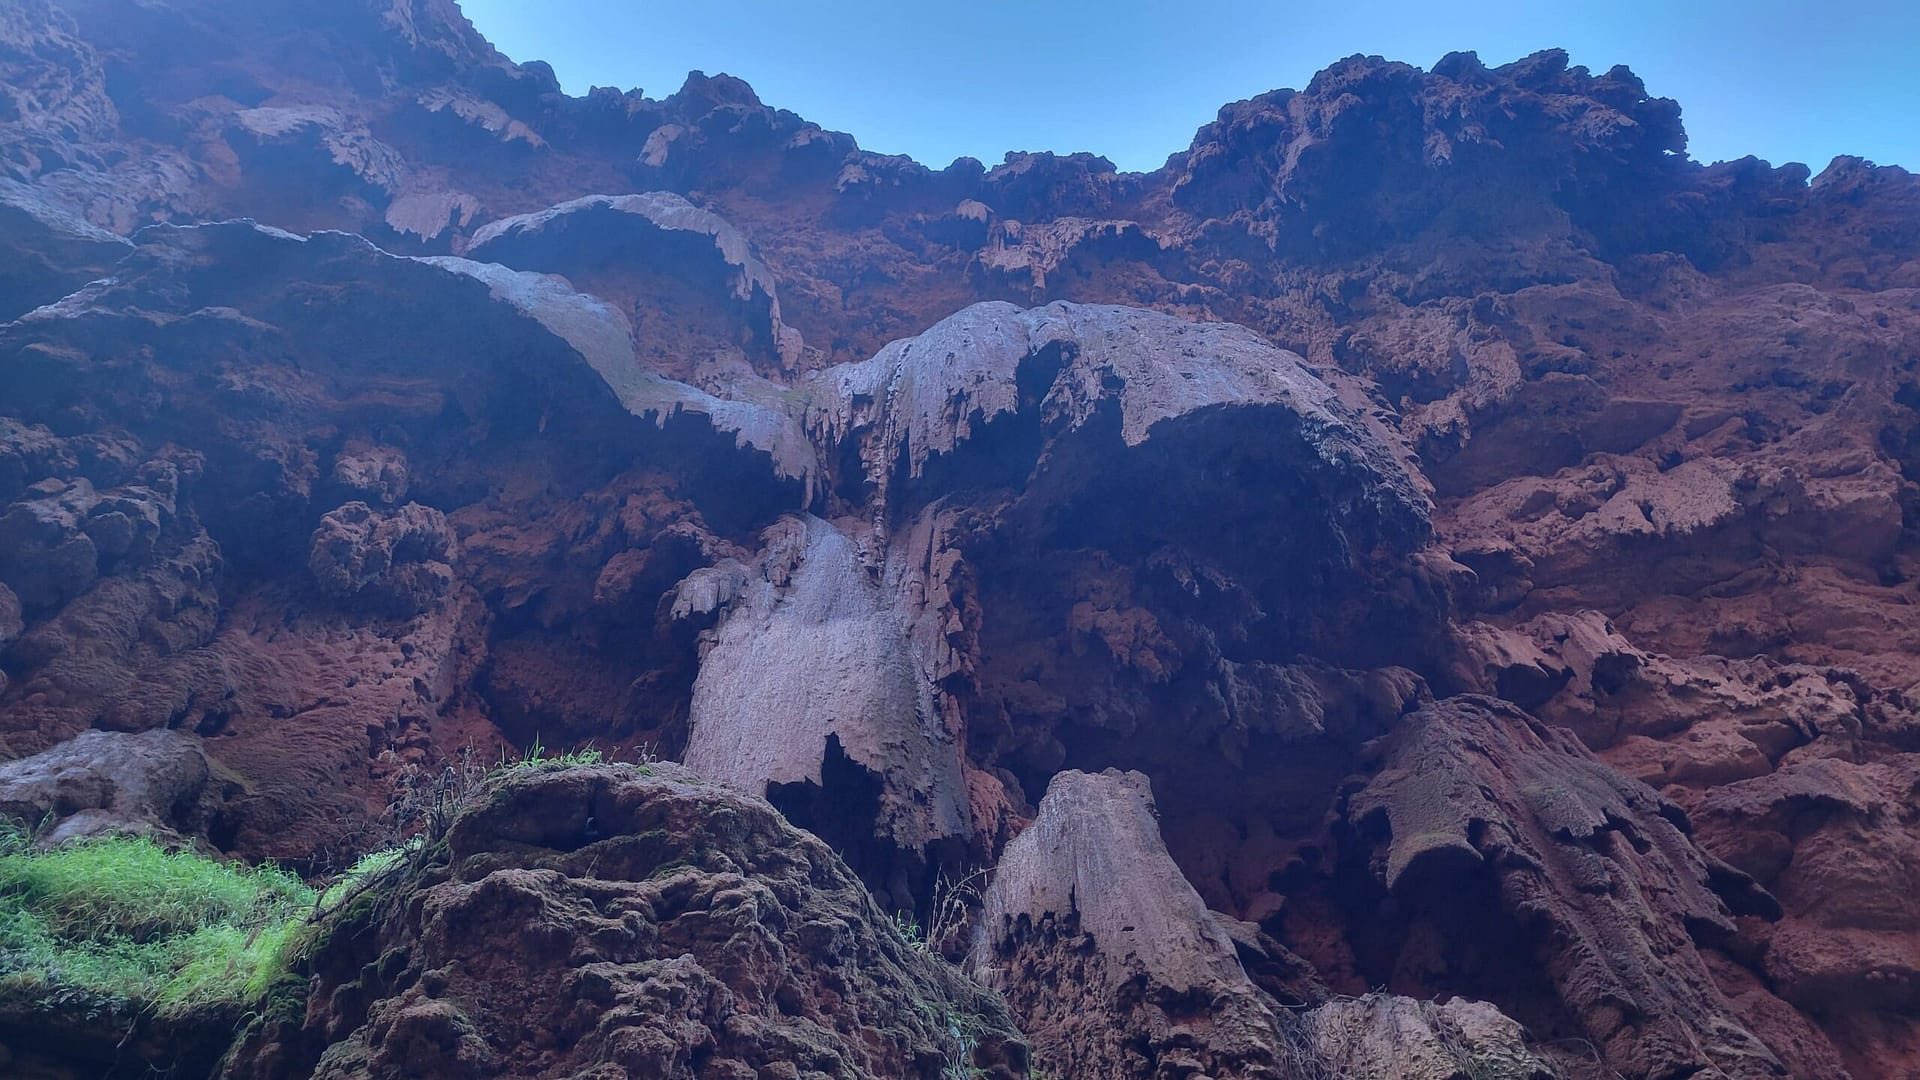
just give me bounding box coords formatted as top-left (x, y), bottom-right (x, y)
top-left (1341, 697), bottom-right (1792, 1079)
top-left (0, 218), bottom-right (807, 863)
top-left (1689, 756), bottom-right (1920, 1077)
top-left (308, 501), bottom-right (457, 618)
top-left (2, 2), bottom-right (1919, 1075)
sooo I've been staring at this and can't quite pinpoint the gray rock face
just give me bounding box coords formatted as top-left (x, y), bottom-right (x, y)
top-left (0, 728), bottom-right (218, 844)
top-left (968, 768), bottom-right (1302, 1078)
top-left (1300, 995), bottom-right (1557, 1080)
top-left (805, 299), bottom-right (1426, 539)
top-left (975, 769), bottom-right (1253, 992)
top-left (678, 514), bottom-right (970, 868)
top-left (0, 178), bottom-right (129, 319)
top-left (227, 105), bottom-right (406, 197)
top-left (416, 249), bottom-right (820, 493)
top-left (468, 192), bottom-right (780, 310)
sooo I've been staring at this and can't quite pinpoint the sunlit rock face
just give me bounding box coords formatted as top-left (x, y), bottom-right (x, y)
top-left (4, 1), bottom-right (1920, 1076)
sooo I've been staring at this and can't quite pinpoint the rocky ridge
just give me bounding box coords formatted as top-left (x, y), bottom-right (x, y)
top-left (2, 1), bottom-right (1919, 1077)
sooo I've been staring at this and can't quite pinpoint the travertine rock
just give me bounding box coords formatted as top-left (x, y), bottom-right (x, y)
top-left (308, 501), bottom-right (456, 617)
top-left (972, 769), bottom-right (1559, 1079)
top-left (804, 300), bottom-right (1424, 536)
top-left (468, 192), bottom-right (804, 372)
top-left (1300, 994), bottom-right (1556, 1080)
top-left (1344, 697), bottom-right (1789, 1079)
top-left (0, 217), bottom-right (817, 861)
top-left (968, 768), bottom-right (1305, 1079)
top-left (2, 3), bottom-right (1919, 1075)
top-left (223, 763), bottom-right (1028, 1080)
top-left (1692, 757), bottom-right (1920, 1016)
top-left (0, 178), bottom-right (129, 319)
top-left (328, 444), bottom-right (410, 507)
top-left (677, 514), bottom-right (971, 885)
top-left (0, 728), bottom-right (219, 844)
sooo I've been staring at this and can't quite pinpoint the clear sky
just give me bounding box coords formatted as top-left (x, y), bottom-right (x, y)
top-left (461, 0), bottom-right (1919, 175)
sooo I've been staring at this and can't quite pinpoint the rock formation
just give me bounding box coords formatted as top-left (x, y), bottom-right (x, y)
top-left (2, 0), bottom-right (1918, 1076)
top-left (222, 762), bottom-right (1029, 1080)
top-left (969, 768), bottom-right (1305, 1078)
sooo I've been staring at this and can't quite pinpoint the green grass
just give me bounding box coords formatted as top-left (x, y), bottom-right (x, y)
top-left (495, 735), bottom-right (607, 772)
top-left (892, 911), bottom-right (932, 955)
top-left (0, 825), bottom-right (316, 1020)
top-left (0, 734), bottom-right (660, 1031)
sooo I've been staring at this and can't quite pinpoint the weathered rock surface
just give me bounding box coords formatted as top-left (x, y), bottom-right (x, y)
top-left (1688, 755), bottom-right (1920, 1074)
top-left (0, 218), bottom-right (811, 863)
top-left (1300, 994), bottom-right (1557, 1080)
top-left (224, 763), bottom-right (1028, 1080)
top-left (0, 728), bottom-right (224, 844)
top-left (970, 768), bottom-right (1559, 1079)
top-left (969, 768), bottom-right (1304, 1077)
top-left (308, 501), bottom-right (457, 617)
top-left (677, 514), bottom-right (971, 893)
top-left (0, 178), bottom-right (129, 319)
top-left (468, 191), bottom-right (805, 375)
top-left (1340, 697), bottom-right (1795, 1079)
top-left (3, 1), bottom-right (1919, 1075)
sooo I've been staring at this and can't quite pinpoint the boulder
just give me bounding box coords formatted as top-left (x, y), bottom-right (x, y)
top-left (223, 763), bottom-right (1028, 1080)
top-left (0, 728), bottom-right (218, 844)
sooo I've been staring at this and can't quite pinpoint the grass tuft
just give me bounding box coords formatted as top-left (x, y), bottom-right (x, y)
top-left (495, 735), bottom-right (607, 773)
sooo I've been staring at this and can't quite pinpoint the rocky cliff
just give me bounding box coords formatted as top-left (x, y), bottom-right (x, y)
top-left (2, 1), bottom-right (1918, 1077)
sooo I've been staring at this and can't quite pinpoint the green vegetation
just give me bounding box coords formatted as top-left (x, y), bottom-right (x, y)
top-left (911, 994), bottom-right (992, 1080)
top-left (317, 840), bottom-right (418, 911)
top-left (0, 823), bottom-right (315, 1020)
top-left (892, 911), bottom-right (932, 955)
top-left (497, 735), bottom-right (607, 772)
top-left (0, 746), bottom-right (650, 1036)
top-left (491, 736), bottom-right (659, 778)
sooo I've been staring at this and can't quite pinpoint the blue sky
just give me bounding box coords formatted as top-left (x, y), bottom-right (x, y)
top-left (461, 0), bottom-right (1918, 175)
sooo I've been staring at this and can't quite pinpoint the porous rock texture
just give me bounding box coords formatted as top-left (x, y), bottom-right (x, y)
top-left (221, 762), bottom-right (1029, 1080)
top-left (2, 0), bottom-right (1919, 1076)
